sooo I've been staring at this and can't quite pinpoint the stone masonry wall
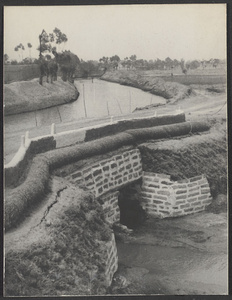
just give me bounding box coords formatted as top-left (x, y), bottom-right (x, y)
top-left (66, 149), bottom-right (143, 198)
top-left (141, 172), bottom-right (212, 218)
top-left (104, 233), bottom-right (118, 285)
top-left (98, 191), bottom-right (120, 225)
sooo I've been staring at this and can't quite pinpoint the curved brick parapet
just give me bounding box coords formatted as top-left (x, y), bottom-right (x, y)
top-left (65, 149), bottom-right (142, 197)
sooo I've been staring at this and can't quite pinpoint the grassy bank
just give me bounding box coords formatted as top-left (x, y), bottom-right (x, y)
top-left (4, 77), bottom-right (79, 115)
top-left (5, 180), bottom-right (113, 296)
top-left (101, 70), bottom-right (193, 102)
top-left (139, 119), bottom-right (227, 199)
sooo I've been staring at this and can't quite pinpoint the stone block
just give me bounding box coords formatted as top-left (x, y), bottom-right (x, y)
top-left (201, 199), bottom-right (212, 205)
top-left (157, 190), bottom-right (170, 196)
top-left (194, 205), bottom-right (205, 212)
top-left (153, 200), bottom-right (163, 204)
top-left (119, 166), bottom-right (125, 173)
top-left (201, 188), bottom-right (210, 194)
top-left (71, 171), bottom-right (82, 179)
top-left (190, 175), bottom-right (203, 182)
top-left (190, 201), bottom-right (202, 206)
top-left (152, 194), bottom-right (168, 200)
top-left (176, 200), bottom-right (186, 205)
top-left (188, 182), bottom-right (198, 188)
top-left (184, 207), bottom-right (194, 213)
top-left (147, 183), bottom-right (160, 188)
top-left (180, 203), bottom-right (190, 209)
top-left (198, 194), bottom-right (209, 200)
top-left (103, 165), bottom-right (110, 172)
top-left (188, 191), bottom-right (200, 198)
top-left (187, 197), bottom-right (198, 202)
top-left (176, 189), bottom-right (187, 194)
top-left (176, 194), bottom-right (187, 200)
top-left (95, 175), bottom-right (103, 182)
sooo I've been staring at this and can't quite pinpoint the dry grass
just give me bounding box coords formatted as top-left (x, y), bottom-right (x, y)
top-left (85, 113), bottom-right (185, 141)
top-left (5, 156), bottom-right (50, 231)
top-left (5, 190), bottom-right (113, 296)
top-left (126, 121), bottom-right (210, 141)
top-left (139, 130), bottom-right (227, 197)
top-left (101, 70), bottom-right (193, 101)
top-left (4, 78), bottom-right (79, 115)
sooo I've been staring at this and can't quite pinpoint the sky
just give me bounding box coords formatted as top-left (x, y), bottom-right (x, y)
top-left (4, 4), bottom-right (226, 62)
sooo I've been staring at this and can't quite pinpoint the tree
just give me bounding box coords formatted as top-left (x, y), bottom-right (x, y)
top-left (27, 43), bottom-right (32, 60)
top-left (52, 49), bottom-right (80, 82)
top-left (4, 54), bottom-right (9, 64)
top-left (99, 56), bottom-right (109, 69)
top-left (130, 55), bottom-right (137, 68)
top-left (165, 57), bottom-right (173, 69)
top-left (38, 28), bottom-right (68, 59)
top-left (53, 27), bottom-right (68, 51)
top-left (212, 59), bottom-right (220, 68)
top-left (110, 55), bottom-right (120, 70)
top-left (130, 55), bottom-right (137, 61)
top-left (14, 46), bottom-right (20, 61)
top-left (18, 43), bottom-right (25, 60)
top-left (180, 59), bottom-right (188, 74)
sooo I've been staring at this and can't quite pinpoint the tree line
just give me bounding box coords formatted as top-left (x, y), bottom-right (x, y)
top-left (4, 27), bottom-right (224, 78)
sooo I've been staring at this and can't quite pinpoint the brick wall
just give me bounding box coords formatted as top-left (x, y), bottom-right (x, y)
top-left (141, 172), bottom-right (212, 218)
top-left (66, 149), bottom-right (143, 198)
top-left (104, 233), bottom-right (118, 285)
top-left (98, 191), bottom-right (120, 224)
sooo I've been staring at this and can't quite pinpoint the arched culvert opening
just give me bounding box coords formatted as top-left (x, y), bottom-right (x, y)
top-left (118, 179), bottom-right (147, 229)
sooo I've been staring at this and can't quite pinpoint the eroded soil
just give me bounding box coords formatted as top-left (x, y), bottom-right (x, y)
top-left (113, 206), bottom-right (228, 295)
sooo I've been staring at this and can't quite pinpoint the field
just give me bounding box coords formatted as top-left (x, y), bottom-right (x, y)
top-left (141, 65), bottom-right (226, 85)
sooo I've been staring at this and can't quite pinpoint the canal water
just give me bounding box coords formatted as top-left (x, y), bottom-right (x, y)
top-left (5, 79), bottom-right (166, 130)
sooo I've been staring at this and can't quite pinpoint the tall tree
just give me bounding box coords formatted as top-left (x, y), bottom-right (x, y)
top-left (14, 46), bottom-right (20, 61)
top-left (53, 27), bottom-right (68, 50)
top-left (38, 28), bottom-right (68, 58)
top-left (4, 54), bottom-right (9, 64)
top-left (27, 43), bottom-right (32, 60)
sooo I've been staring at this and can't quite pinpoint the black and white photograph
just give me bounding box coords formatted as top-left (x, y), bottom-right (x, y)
top-left (3, 3), bottom-right (228, 296)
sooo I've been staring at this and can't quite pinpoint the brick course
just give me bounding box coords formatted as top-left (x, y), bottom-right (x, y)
top-left (141, 172), bottom-right (212, 218)
top-left (98, 191), bottom-right (120, 224)
top-left (66, 149), bottom-right (142, 198)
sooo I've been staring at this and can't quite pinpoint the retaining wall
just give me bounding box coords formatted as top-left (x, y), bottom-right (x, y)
top-left (65, 148), bottom-right (142, 198)
top-left (141, 172), bottom-right (212, 218)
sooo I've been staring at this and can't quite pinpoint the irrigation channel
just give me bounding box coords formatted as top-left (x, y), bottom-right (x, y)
top-left (4, 79), bottom-right (165, 163)
top-left (5, 78), bottom-right (166, 129)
